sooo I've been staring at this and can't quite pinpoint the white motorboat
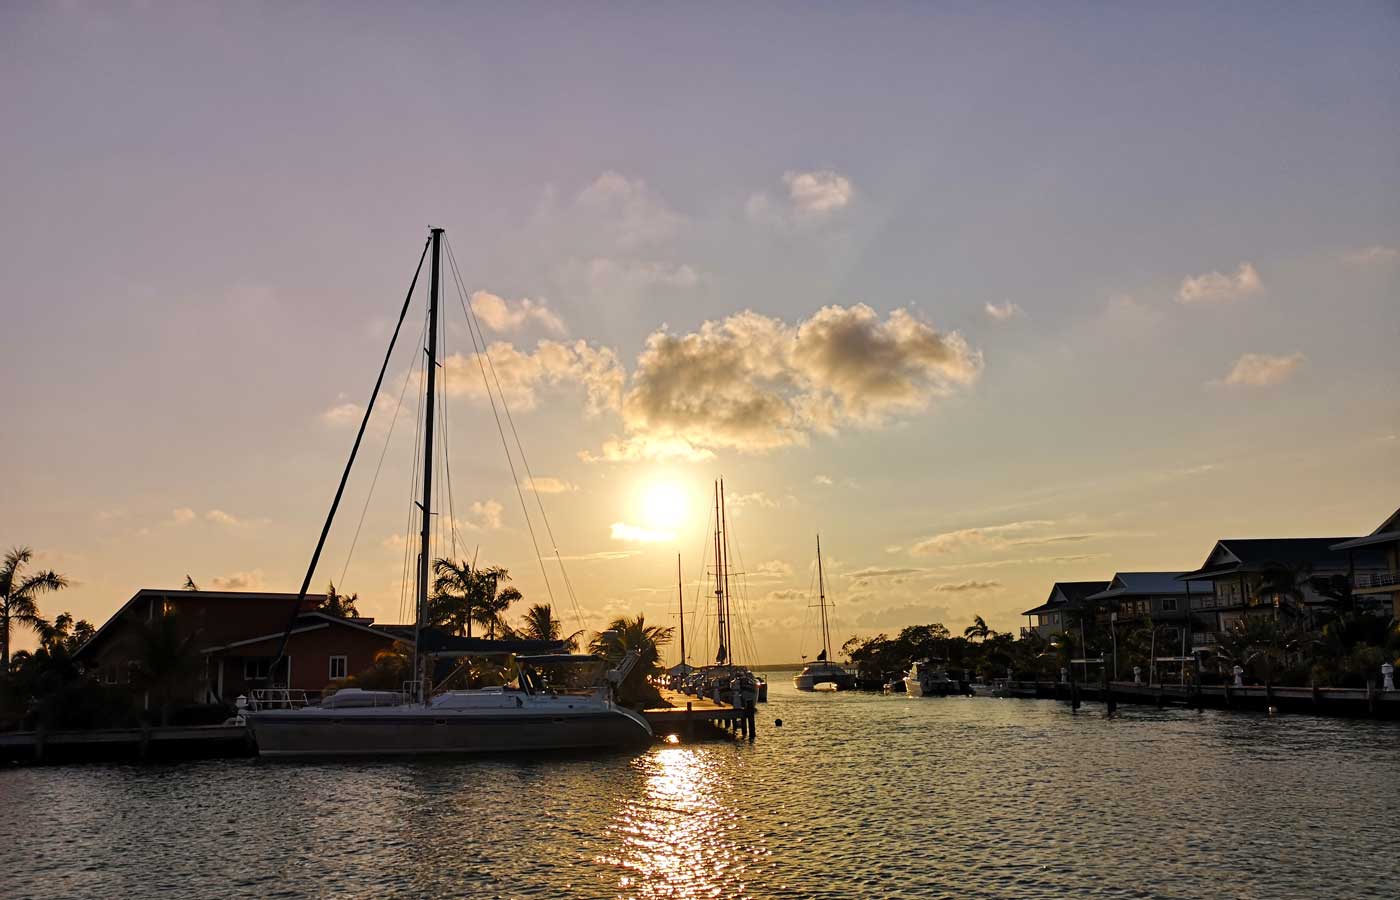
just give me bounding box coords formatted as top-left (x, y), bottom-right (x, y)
top-left (903, 659), bottom-right (958, 697)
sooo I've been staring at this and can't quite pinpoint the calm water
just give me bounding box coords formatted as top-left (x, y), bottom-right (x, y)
top-left (4, 677), bottom-right (1400, 899)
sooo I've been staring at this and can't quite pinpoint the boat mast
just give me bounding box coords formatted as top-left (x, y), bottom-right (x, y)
top-left (720, 478), bottom-right (734, 665)
top-left (677, 553), bottom-right (686, 666)
top-left (413, 227), bottom-right (444, 705)
top-left (713, 481), bottom-right (726, 665)
top-left (817, 533), bottom-right (831, 661)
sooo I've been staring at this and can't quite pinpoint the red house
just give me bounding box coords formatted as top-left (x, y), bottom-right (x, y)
top-left (74, 588), bottom-right (404, 705)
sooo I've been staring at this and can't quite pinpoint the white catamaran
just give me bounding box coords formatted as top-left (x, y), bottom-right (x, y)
top-left (247, 228), bottom-right (652, 756)
top-left (793, 534), bottom-right (855, 691)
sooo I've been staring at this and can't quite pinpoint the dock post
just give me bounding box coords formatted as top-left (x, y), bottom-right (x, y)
top-left (1070, 677), bottom-right (1080, 711)
top-left (34, 724), bottom-right (45, 764)
top-left (1103, 667), bottom-right (1115, 716)
top-left (746, 700), bottom-right (756, 742)
top-left (685, 702), bottom-right (694, 741)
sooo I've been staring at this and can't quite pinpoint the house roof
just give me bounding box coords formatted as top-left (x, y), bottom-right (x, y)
top-left (1020, 581), bottom-right (1110, 616)
top-left (74, 588), bottom-right (328, 660)
top-left (416, 628), bottom-right (568, 657)
top-left (1177, 538), bottom-right (1382, 580)
top-left (199, 612), bottom-right (402, 654)
top-left (1331, 507), bottom-right (1400, 551)
top-left (1087, 572), bottom-right (1214, 601)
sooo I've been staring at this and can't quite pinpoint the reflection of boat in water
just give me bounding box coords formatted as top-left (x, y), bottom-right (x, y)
top-left (246, 229), bottom-right (651, 757)
top-left (793, 535), bottom-right (855, 692)
top-left (903, 659), bottom-right (958, 697)
top-left (882, 676), bottom-right (907, 694)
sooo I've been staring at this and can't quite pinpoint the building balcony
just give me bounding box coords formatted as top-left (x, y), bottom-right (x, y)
top-left (1352, 572), bottom-right (1400, 594)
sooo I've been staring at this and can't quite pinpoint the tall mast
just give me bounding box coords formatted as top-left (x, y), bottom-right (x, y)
top-left (817, 533), bottom-right (831, 660)
top-left (720, 478), bottom-right (733, 664)
top-left (413, 226), bottom-right (443, 704)
top-left (677, 553), bottom-right (686, 666)
top-left (713, 481), bottom-right (726, 665)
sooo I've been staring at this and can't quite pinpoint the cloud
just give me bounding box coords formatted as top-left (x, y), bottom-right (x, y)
top-left (210, 569), bottom-right (265, 591)
top-left (205, 509), bottom-right (244, 528)
top-left (727, 491), bottom-right (777, 511)
top-left (579, 435), bottom-right (716, 464)
top-left (1176, 262), bottom-right (1264, 305)
top-left (469, 291), bottom-right (566, 335)
top-left (748, 559), bottom-right (794, 580)
top-left (567, 257), bottom-right (703, 294)
top-left (1219, 352), bottom-right (1306, 387)
top-left (576, 171), bottom-right (684, 249)
top-left (610, 521), bottom-right (676, 543)
top-left (933, 579), bottom-right (1002, 593)
top-left (528, 476), bottom-right (578, 494)
top-left (747, 169), bottom-right (854, 224)
top-left (856, 602), bottom-right (952, 629)
top-left (601, 304), bottom-right (980, 458)
top-left (1342, 245), bottom-right (1397, 265)
top-left (319, 402), bottom-right (363, 426)
top-left (909, 520), bottom-right (1055, 556)
top-left (443, 339), bottom-right (625, 416)
top-left (813, 474), bottom-right (834, 486)
top-left (984, 301), bottom-right (1023, 321)
top-left (465, 500), bottom-right (504, 531)
top-left (170, 508), bottom-right (196, 526)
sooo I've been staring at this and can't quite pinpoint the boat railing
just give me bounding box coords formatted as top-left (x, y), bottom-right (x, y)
top-left (249, 688), bottom-right (311, 710)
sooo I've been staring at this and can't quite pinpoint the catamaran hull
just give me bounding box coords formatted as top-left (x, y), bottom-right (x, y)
top-left (794, 673), bottom-right (855, 691)
top-left (248, 709), bottom-right (652, 757)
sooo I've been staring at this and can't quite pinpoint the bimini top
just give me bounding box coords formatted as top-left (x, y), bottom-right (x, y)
top-left (416, 628), bottom-right (569, 657)
top-left (516, 654), bottom-right (605, 666)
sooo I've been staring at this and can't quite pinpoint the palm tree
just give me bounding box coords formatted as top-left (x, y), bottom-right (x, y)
top-left (129, 613), bottom-right (203, 726)
top-left (518, 603), bottom-right (583, 650)
top-left (963, 614), bottom-right (992, 643)
top-left (318, 581), bottom-right (360, 618)
top-left (472, 568), bottom-right (523, 639)
top-left (183, 574), bottom-right (200, 591)
top-left (1, 547), bottom-right (67, 672)
top-left (429, 559), bottom-right (523, 638)
top-left (589, 614), bottom-right (674, 709)
top-left (40, 612), bottom-right (95, 655)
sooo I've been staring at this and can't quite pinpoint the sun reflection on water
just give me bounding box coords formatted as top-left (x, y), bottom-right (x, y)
top-left (599, 746), bottom-right (759, 898)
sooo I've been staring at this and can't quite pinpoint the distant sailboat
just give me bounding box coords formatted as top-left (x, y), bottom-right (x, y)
top-left (793, 534), bottom-right (855, 691)
top-left (246, 228), bottom-right (652, 756)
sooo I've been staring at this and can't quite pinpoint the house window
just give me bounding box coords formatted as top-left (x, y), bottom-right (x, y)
top-left (244, 658), bottom-right (272, 681)
top-left (329, 655), bottom-right (348, 680)
top-left (1160, 597), bottom-right (1177, 612)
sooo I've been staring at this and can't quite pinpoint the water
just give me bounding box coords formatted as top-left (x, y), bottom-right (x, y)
top-left (4, 678), bottom-right (1399, 899)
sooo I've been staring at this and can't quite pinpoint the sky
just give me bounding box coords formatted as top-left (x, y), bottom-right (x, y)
top-left (3, 2), bottom-right (1398, 665)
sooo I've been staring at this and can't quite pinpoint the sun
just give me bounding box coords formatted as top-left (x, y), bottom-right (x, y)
top-left (641, 481), bottom-right (689, 531)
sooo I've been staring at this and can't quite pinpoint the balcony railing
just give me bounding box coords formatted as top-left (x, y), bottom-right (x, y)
top-left (1353, 572), bottom-right (1400, 590)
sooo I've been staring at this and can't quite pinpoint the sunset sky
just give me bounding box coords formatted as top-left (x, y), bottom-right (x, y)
top-left (3, 3), bottom-right (1397, 664)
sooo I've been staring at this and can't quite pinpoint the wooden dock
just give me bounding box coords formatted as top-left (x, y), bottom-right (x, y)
top-left (1005, 680), bottom-right (1400, 718)
top-left (0, 724), bottom-right (254, 765)
top-left (644, 690), bottom-right (756, 740)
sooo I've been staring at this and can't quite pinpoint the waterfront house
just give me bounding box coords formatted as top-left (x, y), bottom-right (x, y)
top-left (1021, 581), bottom-right (1111, 640)
top-left (1331, 507), bottom-right (1400, 618)
top-left (1176, 538), bottom-right (1389, 650)
top-left (74, 588), bottom-right (405, 707)
top-left (1084, 572), bottom-right (1213, 657)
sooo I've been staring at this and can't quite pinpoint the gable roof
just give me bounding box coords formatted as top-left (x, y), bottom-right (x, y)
top-left (199, 611), bottom-right (402, 654)
top-left (1020, 581), bottom-right (1110, 616)
top-left (1332, 507), bottom-right (1400, 551)
top-left (1178, 538), bottom-right (1381, 580)
top-left (74, 588), bottom-right (327, 660)
top-left (1087, 572), bottom-right (1214, 601)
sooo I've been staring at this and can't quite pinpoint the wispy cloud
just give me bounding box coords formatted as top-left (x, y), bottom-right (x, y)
top-left (1219, 352), bottom-right (1306, 387)
top-left (908, 520), bottom-right (1055, 556)
top-left (469, 291), bottom-right (566, 335)
top-left (575, 171), bottom-right (684, 249)
top-left (813, 474), bottom-right (834, 486)
top-left (319, 402), bottom-right (363, 426)
top-left (746, 169), bottom-right (854, 225)
top-left (205, 509), bottom-right (245, 528)
top-left (984, 301), bottom-right (1023, 321)
top-left (170, 507), bottom-right (197, 526)
top-left (610, 522), bottom-right (676, 543)
top-left (1341, 245), bottom-right (1397, 265)
top-left (210, 569), bottom-right (265, 591)
top-left (528, 476), bottom-right (578, 494)
top-left (1176, 262), bottom-right (1264, 305)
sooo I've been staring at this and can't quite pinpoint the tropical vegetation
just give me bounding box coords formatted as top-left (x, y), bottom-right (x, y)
top-left (429, 558), bottom-right (522, 638)
top-left (589, 614), bottom-right (674, 709)
top-left (1, 546), bottom-right (69, 671)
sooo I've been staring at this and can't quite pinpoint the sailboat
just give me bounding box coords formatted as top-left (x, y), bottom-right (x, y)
top-left (687, 480), bottom-right (765, 705)
top-left (246, 228), bottom-right (652, 756)
top-left (793, 534), bottom-right (855, 691)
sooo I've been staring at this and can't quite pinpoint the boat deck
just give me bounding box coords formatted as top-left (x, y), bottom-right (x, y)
top-left (643, 690), bottom-right (753, 738)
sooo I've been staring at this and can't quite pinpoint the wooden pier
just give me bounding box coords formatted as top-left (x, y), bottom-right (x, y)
top-left (1004, 680), bottom-right (1400, 719)
top-left (0, 724), bottom-right (254, 765)
top-left (644, 690), bottom-right (757, 740)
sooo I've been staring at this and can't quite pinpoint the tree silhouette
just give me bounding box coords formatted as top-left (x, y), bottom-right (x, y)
top-left (1, 547), bottom-right (67, 672)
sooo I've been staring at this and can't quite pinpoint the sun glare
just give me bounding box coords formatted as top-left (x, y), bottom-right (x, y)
top-left (641, 481), bottom-right (689, 531)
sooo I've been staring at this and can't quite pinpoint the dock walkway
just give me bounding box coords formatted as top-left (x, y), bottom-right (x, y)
top-left (644, 690), bottom-right (754, 739)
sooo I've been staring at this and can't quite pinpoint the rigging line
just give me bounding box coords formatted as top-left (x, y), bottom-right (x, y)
top-left (271, 237), bottom-right (430, 673)
top-left (444, 238), bottom-right (581, 628)
top-left (440, 240), bottom-right (560, 613)
top-left (437, 306), bottom-right (461, 563)
top-left (399, 301), bottom-right (431, 625)
top-left (337, 312), bottom-right (428, 589)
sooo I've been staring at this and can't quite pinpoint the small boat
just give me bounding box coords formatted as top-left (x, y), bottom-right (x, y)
top-left (903, 659), bottom-right (958, 697)
top-left (793, 535), bottom-right (856, 692)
